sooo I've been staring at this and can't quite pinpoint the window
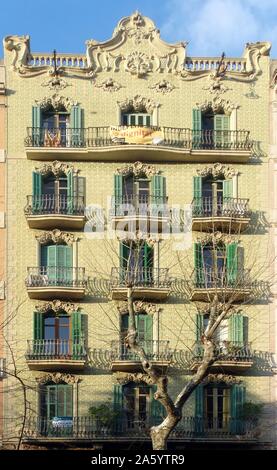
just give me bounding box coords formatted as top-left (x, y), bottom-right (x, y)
top-left (121, 313), bottom-right (153, 356)
top-left (192, 108), bottom-right (230, 149)
top-left (122, 113), bottom-right (151, 126)
top-left (42, 105), bottom-right (70, 147)
top-left (43, 311), bottom-right (70, 356)
top-left (205, 385), bottom-right (230, 430)
top-left (124, 383), bottom-right (151, 429)
top-left (40, 382), bottom-right (73, 421)
top-left (193, 175), bottom-right (233, 217)
top-left (120, 242), bottom-right (154, 285)
top-left (40, 244), bottom-right (73, 285)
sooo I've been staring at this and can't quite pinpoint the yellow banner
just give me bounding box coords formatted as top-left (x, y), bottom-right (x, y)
top-left (110, 126), bottom-right (164, 145)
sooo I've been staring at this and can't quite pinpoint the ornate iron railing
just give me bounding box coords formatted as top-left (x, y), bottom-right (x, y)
top-left (23, 416), bottom-right (257, 440)
top-left (26, 267), bottom-right (86, 288)
top-left (192, 197), bottom-right (250, 218)
top-left (25, 194), bottom-right (85, 216)
top-left (193, 267), bottom-right (252, 289)
top-left (110, 267), bottom-right (170, 288)
top-left (26, 339), bottom-right (86, 360)
top-left (110, 194), bottom-right (169, 217)
top-left (25, 127), bottom-right (252, 151)
top-left (192, 341), bottom-right (254, 362)
top-left (110, 340), bottom-right (172, 361)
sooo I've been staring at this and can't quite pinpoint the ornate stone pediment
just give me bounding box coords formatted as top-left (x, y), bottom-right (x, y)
top-left (196, 163), bottom-right (239, 179)
top-left (196, 231), bottom-right (236, 246)
top-left (195, 96), bottom-right (238, 113)
top-left (94, 77), bottom-right (122, 92)
top-left (35, 94), bottom-right (78, 111)
top-left (114, 372), bottom-right (156, 386)
top-left (117, 232), bottom-right (160, 246)
top-left (203, 374), bottom-right (242, 385)
top-left (35, 160), bottom-right (78, 177)
top-left (117, 301), bottom-right (162, 316)
top-left (36, 372), bottom-right (80, 384)
top-left (149, 79), bottom-right (176, 94)
top-left (118, 96), bottom-right (159, 114)
top-left (36, 229), bottom-right (77, 246)
top-left (116, 161), bottom-right (159, 178)
top-left (35, 300), bottom-right (79, 315)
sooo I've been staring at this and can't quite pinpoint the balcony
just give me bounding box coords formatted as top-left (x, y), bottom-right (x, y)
top-left (25, 127), bottom-right (252, 163)
top-left (110, 194), bottom-right (169, 231)
top-left (26, 339), bottom-right (87, 370)
top-left (26, 267), bottom-right (86, 300)
top-left (192, 197), bottom-right (251, 232)
top-left (110, 268), bottom-right (171, 300)
top-left (190, 341), bottom-right (254, 372)
top-left (110, 340), bottom-right (172, 372)
top-left (25, 195), bottom-right (86, 230)
top-left (190, 268), bottom-right (252, 302)
top-left (23, 416), bottom-right (257, 444)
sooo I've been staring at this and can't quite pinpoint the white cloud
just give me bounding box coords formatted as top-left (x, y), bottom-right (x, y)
top-left (161, 0), bottom-right (276, 57)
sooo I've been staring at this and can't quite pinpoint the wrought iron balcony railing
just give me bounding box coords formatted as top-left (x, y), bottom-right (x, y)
top-left (26, 267), bottom-right (86, 288)
top-left (192, 197), bottom-right (250, 218)
top-left (25, 195), bottom-right (85, 216)
top-left (110, 194), bottom-right (169, 217)
top-left (25, 126), bottom-right (252, 151)
top-left (110, 340), bottom-right (172, 362)
top-left (193, 267), bottom-right (251, 289)
top-left (23, 416), bottom-right (257, 440)
top-left (26, 339), bottom-right (87, 360)
top-left (193, 341), bottom-right (254, 362)
top-left (110, 267), bottom-right (170, 288)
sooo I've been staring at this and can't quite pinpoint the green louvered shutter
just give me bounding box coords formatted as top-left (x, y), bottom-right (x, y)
top-left (73, 176), bottom-right (85, 214)
top-left (33, 311), bottom-right (43, 356)
top-left (192, 108), bottom-right (202, 148)
top-left (41, 245), bottom-right (48, 267)
top-left (229, 313), bottom-right (244, 347)
top-left (32, 106), bottom-right (42, 146)
top-left (151, 175), bottom-right (166, 206)
top-left (150, 385), bottom-right (164, 425)
top-left (72, 311), bottom-right (82, 359)
top-left (141, 314), bottom-right (153, 355)
top-left (193, 176), bottom-right (203, 216)
top-left (196, 313), bottom-right (204, 356)
top-left (113, 384), bottom-right (124, 433)
top-left (194, 242), bottom-right (204, 287)
top-left (194, 385), bottom-right (204, 434)
top-left (114, 174), bottom-right (123, 215)
top-left (47, 245), bottom-right (57, 283)
top-left (67, 170), bottom-right (73, 214)
top-left (230, 384), bottom-right (246, 434)
top-left (32, 171), bottom-right (42, 213)
top-left (214, 115), bottom-right (230, 148)
top-left (227, 242), bottom-right (238, 286)
top-left (119, 242), bottom-right (129, 283)
top-left (70, 105), bottom-right (83, 147)
top-left (64, 245), bottom-right (73, 284)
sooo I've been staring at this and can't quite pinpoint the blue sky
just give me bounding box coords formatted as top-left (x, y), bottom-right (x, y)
top-left (0, 0), bottom-right (276, 58)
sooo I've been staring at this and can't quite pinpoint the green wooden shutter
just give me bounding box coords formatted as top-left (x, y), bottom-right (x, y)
top-left (67, 170), bottom-right (73, 214)
top-left (47, 245), bottom-right (57, 283)
top-left (59, 245), bottom-right (73, 284)
top-left (34, 312), bottom-right (43, 340)
top-left (113, 384), bottom-right (124, 433)
top-left (144, 243), bottom-right (154, 284)
top-left (214, 115), bottom-right (230, 148)
top-left (74, 176), bottom-right (85, 214)
top-left (151, 175), bottom-right (166, 205)
top-left (72, 311), bottom-right (82, 359)
top-left (194, 242), bottom-right (204, 287)
top-left (227, 242), bottom-right (238, 286)
top-left (119, 242), bottom-right (129, 283)
top-left (32, 171), bottom-right (42, 212)
top-left (150, 385), bottom-right (164, 425)
top-left (194, 385), bottom-right (204, 434)
top-left (41, 245), bottom-right (48, 267)
top-left (70, 105), bottom-right (83, 146)
top-left (114, 174), bottom-right (123, 216)
top-left (193, 176), bottom-right (203, 215)
top-left (142, 314), bottom-right (153, 354)
top-left (192, 109), bottom-right (202, 148)
top-left (196, 314), bottom-right (204, 356)
top-left (223, 180), bottom-right (233, 199)
top-left (32, 106), bottom-right (42, 146)
top-left (230, 384), bottom-right (246, 434)
top-left (229, 313), bottom-right (244, 346)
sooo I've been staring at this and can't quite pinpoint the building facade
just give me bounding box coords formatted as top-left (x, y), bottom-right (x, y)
top-left (2, 13), bottom-right (276, 449)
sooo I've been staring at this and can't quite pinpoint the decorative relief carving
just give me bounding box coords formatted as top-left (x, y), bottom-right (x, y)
top-left (125, 51), bottom-right (153, 77)
top-left (35, 300), bottom-right (79, 314)
top-left (117, 301), bottom-right (162, 315)
top-left (4, 35), bottom-right (32, 71)
top-left (118, 95), bottom-right (158, 114)
top-left (35, 94), bottom-right (78, 111)
top-left (35, 160), bottom-right (78, 177)
top-left (36, 372), bottom-right (80, 385)
top-left (195, 97), bottom-right (238, 113)
top-left (149, 79), bottom-right (175, 94)
top-left (41, 75), bottom-right (70, 91)
top-left (94, 77), bottom-right (122, 92)
top-left (115, 372), bottom-right (156, 386)
top-left (116, 161), bottom-right (159, 178)
top-left (196, 163), bottom-right (239, 179)
top-left (203, 374), bottom-right (242, 385)
top-left (202, 72), bottom-right (230, 95)
top-left (196, 231), bottom-right (236, 246)
top-left (117, 232), bottom-right (160, 246)
top-left (36, 229), bottom-right (77, 246)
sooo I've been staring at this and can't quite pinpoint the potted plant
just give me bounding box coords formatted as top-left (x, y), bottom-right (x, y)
top-left (88, 402), bottom-right (119, 435)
